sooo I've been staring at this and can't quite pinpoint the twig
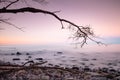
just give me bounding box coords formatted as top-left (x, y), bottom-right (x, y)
top-left (4, 0), bottom-right (19, 9)
top-left (0, 19), bottom-right (24, 32)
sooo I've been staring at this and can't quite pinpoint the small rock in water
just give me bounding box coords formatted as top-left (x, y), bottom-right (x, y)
top-left (55, 65), bottom-right (60, 67)
top-left (11, 53), bottom-right (15, 55)
top-left (16, 52), bottom-right (22, 55)
top-left (35, 58), bottom-right (43, 60)
top-left (80, 62), bottom-right (85, 65)
top-left (25, 59), bottom-right (29, 61)
top-left (109, 69), bottom-right (116, 72)
top-left (90, 63), bottom-right (94, 66)
top-left (101, 67), bottom-right (108, 73)
top-left (84, 67), bottom-right (91, 71)
top-left (28, 56), bottom-right (32, 58)
top-left (72, 66), bottom-right (79, 70)
top-left (13, 58), bottom-right (20, 61)
top-left (92, 58), bottom-right (97, 60)
top-left (81, 58), bottom-right (89, 61)
top-left (48, 63), bottom-right (53, 66)
top-left (26, 53), bottom-right (30, 55)
top-left (57, 51), bottom-right (63, 54)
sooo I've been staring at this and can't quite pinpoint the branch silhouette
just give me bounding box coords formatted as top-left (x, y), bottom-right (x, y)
top-left (0, 1), bottom-right (103, 46)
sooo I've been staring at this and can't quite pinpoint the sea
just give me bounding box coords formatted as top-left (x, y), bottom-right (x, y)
top-left (0, 44), bottom-right (120, 69)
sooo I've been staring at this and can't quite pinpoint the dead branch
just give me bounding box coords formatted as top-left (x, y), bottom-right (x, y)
top-left (0, 7), bottom-right (103, 46)
top-left (4, 0), bottom-right (19, 9)
top-left (0, 60), bottom-right (81, 77)
top-left (0, 19), bottom-right (24, 31)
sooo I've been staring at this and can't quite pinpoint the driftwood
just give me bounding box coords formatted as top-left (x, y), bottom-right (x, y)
top-left (0, 61), bottom-right (84, 80)
top-left (0, 60), bottom-right (81, 77)
top-left (0, 61), bottom-right (119, 80)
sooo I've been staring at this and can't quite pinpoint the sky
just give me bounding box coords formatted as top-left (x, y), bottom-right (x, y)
top-left (0, 0), bottom-right (120, 46)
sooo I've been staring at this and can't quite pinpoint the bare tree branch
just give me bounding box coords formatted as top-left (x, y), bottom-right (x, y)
top-left (0, 7), bottom-right (103, 46)
top-left (4, 0), bottom-right (19, 9)
top-left (0, 19), bottom-right (24, 31)
top-left (0, 1), bottom-right (104, 46)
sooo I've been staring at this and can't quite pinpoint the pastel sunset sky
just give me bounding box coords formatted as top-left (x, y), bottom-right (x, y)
top-left (0, 0), bottom-right (120, 45)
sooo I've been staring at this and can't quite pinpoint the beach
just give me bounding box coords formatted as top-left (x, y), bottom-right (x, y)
top-left (0, 47), bottom-right (120, 80)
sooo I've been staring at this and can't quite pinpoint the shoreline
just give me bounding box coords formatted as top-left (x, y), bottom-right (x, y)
top-left (0, 51), bottom-right (120, 69)
top-left (0, 50), bottom-right (120, 80)
top-left (0, 59), bottom-right (120, 80)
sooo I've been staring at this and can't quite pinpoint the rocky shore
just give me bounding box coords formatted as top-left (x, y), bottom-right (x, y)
top-left (0, 59), bottom-right (120, 80)
top-left (0, 51), bottom-right (120, 80)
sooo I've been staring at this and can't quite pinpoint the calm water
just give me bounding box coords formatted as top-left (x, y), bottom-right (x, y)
top-left (0, 44), bottom-right (120, 69)
top-left (0, 44), bottom-right (120, 53)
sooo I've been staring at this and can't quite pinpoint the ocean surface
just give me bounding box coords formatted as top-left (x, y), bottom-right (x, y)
top-left (0, 44), bottom-right (120, 69)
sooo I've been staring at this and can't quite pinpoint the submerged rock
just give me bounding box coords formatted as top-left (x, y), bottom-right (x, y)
top-left (57, 52), bottom-right (63, 54)
top-left (81, 58), bottom-right (89, 61)
top-left (35, 58), bottom-right (43, 61)
top-left (92, 58), bottom-right (97, 61)
top-left (72, 66), bottom-right (79, 70)
top-left (26, 53), bottom-right (30, 55)
top-left (11, 53), bottom-right (15, 55)
top-left (13, 58), bottom-right (20, 61)
top-left (16, 52), bottom-right (22, 55)
top-left (48, 63), bottom-right (53, 66)
top-left (84, 67), bottom-right (91, 71)
top-left (28, 56), bottom-right (32, 58)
